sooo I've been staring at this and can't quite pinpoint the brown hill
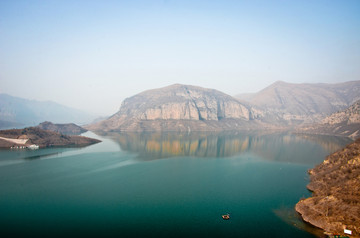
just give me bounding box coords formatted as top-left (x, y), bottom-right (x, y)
top-left (37, 121), bottom-right (87, 135)
top-left (87, 84), bottom-right (271, 132)
top-left (0, 127), bottom-right (100, 148)
top-left (296, 138), bottom-right (360, 237)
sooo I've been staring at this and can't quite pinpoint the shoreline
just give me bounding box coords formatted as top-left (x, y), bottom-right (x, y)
top-left (295, 139), bottom-right (360, 237)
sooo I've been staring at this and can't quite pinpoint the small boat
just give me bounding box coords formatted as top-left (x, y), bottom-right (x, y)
top-left (222, 214), bottom-right (230, 220)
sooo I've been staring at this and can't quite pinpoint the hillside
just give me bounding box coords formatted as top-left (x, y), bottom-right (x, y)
top-left (0, 127), bottom-right (100, 148)
top-left (322, 100), bottom-right (360, 125)
top-left (0, 94), bottom-right (96, 129)
top-left (296, 139), bottom-right (360, 237)
top-left (87, 84), bottom-right (270, 132)
top-left (236, 81), bottom-right (360, 125)
top-left (37, 121), bottom-right (87, 135)
top-left (299, 100), bottom-right (360, 139)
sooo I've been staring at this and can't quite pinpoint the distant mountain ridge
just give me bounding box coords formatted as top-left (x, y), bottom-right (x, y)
top-left (87, 81), bottom-right (360, 133)
top-left (87, 84), bottom-right (269, 132)
top-left (0, 94), bottom-right (96, 129)
top-left (236, 81), bottom-right (360, 125)
top-left (4, 80), bottom-right (354, 135)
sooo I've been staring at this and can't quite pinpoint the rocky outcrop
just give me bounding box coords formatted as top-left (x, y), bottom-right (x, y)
top-left (298, 100), bottom-right (360, 139)
top-left (0, 127), bottom-right (101, 148)
top-left (236, 80), bottom-right (360, 125)
top-left (295, 139), bottom-right (360, 237)
top-left (322, 100), bottom-right (360, 125)
top-left (88, 84), bottom-right (269, 132)
top-left (37, 121), bottom-right (87, 135)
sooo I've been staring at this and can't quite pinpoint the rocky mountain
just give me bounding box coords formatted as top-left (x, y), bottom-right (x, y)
top-left (88, 84), bottom-right (269, 132)
top-left (0, 94), bottom-right (96, 129)
top-left (87, 81), bottom-right (360, 132)
top-left (0, 127), bottom-right (100, 149)
top-left (236, 81), bottom-right (360, 125)
top-left (37, 121), bottom-right (87, 135)
top-left (296, 138), bottom-right (360, 237)
top-left (299, 100), bottom-right (360, 139)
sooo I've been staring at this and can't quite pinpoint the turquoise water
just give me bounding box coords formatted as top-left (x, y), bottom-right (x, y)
top-left (0, 132), bottom-right (351, 238)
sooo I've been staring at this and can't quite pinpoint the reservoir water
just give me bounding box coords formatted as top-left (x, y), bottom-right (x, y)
top-left (0, 131), bottom-right (352, 238)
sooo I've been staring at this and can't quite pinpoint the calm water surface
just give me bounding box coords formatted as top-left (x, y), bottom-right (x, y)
top-left (0, 131), bottom-right (352, 238)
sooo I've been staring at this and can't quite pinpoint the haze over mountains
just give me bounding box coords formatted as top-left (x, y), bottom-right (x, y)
top-left (236, 81), bottom-right (360, 125)
top-left (88, 80), bottom-right (360, 135)
top-left (0, 94), bottom-right (96, 129)
top-left (2, 80), bottom-right (359, 137)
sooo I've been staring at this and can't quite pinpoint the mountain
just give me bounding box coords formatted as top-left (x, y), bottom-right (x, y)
top-left (298, 100), bottom-right (360, 139)
top-left (0, 94), bottom-right (96, 129)
top-left (0, 127), bottom-right (100, 148)
top-left (37, 121), bottom-right (87, 135)
top-left (236, 81), bottom-right (360, 125)
top-left (296, 138), bottom-right (360, 237)
top-left (87, 84), bottom-right (270, 132)
top-left (87, 81), bottom-right (360, 133)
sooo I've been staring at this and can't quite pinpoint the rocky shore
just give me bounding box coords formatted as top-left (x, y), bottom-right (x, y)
top-left (295, 139), bottom-right (360, 237)
top-left (0, 127), bottom-right (101, 148)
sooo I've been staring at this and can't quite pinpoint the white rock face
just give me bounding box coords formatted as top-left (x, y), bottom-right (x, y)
top-left (119, 84), bottom-right (252, 121)
top-left (89, 84), bottom-right (261, 132)
top-left (140, 102), bottom-right (200, 120)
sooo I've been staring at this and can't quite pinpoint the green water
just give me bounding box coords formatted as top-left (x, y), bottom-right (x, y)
top-left (0, 131), bottom-right (351, 238)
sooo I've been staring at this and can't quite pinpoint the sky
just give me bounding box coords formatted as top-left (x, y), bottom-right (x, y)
top-left (1, 0), bottom-right (359, 115)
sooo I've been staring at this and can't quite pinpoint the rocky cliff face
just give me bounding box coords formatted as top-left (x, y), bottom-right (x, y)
top-left (295, 139), bottom-right (360, 237)
top-left (119, 84), bottom-right (251, 121)
top-left (236, 81), bottom-right (360, 125)
top-left (88, 84), bottom-right (266, 132)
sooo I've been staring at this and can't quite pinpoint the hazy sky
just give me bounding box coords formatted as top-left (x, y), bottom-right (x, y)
top-left (1, 0), bottom-right (359, 115)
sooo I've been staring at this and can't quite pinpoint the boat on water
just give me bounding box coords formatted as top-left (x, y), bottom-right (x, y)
top-left (222, 214), bottom-right (230, 220)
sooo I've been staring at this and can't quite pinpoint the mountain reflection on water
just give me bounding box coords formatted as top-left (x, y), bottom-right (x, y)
top-left (100, 131), bottom-right (351, 164)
